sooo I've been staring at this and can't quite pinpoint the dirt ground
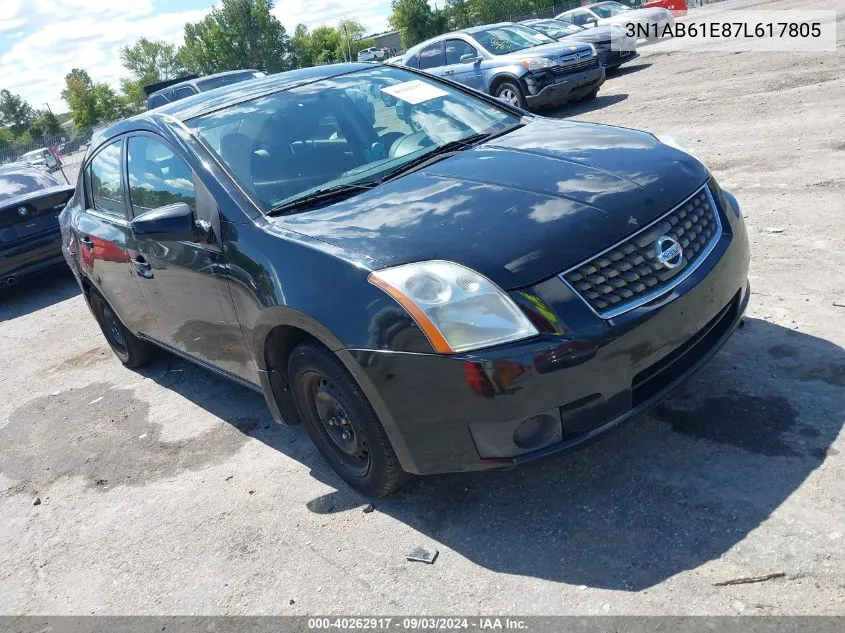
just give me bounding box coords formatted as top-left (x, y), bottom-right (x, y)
top-left (1, 0), bottom-right (843, 616)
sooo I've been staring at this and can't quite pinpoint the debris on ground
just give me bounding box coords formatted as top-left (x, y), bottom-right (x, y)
top-left (407, 546), bottom-right (439, 564)
top-left (833, 301), bottom-right (845, 308)
top-left (33, 497), bottom-right (41, 506)
top-left (765, 227), bottom-right (786, 234)
top-left (713, 572), bottom-right (786, 586)
top-left (363, 503), bottom-right (375, 513)
top-left (88, 397), bottom-right (103, 405)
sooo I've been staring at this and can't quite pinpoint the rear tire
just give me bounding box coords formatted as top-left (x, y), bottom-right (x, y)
top-left (494, 81), bottom-right (527, 109)
top-left (90, 291), bottom-right (154, 368)
top-left (289, 341), bottom-right (410, 497)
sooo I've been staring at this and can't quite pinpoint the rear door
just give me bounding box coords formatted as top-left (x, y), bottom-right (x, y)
top-left (443, 39), bottom-right (485, 91)
top-left (75, 138), bottom-right (157, 334)
top-left (124, 132), bottom-right (254, 381)
top-left (418, 42), bottom-right (447, 75)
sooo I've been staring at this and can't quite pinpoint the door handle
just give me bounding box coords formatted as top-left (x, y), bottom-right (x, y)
top-left (442, 69), bottom-right (454, 75)
top-left (131, 255), bottom-right (153, 279)
top-left (81, 236), bottom-right (94, 250)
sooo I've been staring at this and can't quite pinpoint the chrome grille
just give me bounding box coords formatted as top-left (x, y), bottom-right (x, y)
top-left (560, 185), bottom-right (723, 319)
top-left (552, 56), bottom-right (600, 76)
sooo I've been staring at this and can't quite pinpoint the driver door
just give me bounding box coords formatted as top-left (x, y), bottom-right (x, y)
top-left (443, 39), bottom-right (485, 92)
top-left (124, 132), bottom-right (255, 381)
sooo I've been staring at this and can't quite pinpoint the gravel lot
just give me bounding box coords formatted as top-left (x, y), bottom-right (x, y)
top-left (1, 0), bottom-right (843, 616)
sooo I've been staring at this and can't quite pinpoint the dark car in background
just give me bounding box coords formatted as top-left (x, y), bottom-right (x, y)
top-left (1, 163), bottom-right (75, 287)
top-left (145, 70), bottom-right (266, 110)
top-left (61, 63), bottom-right (749, 496)
top-left (521, 18), bottom-right (638, 70)
top-left (400, 23), bottom-right (604, 109)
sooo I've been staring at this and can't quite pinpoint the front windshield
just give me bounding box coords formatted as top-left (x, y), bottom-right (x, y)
top-left (592, 2), bottom-right (631, 18)
top-left (189, 66), bottom-right (520, 213)
top-left (534, 21), bottom-right (584, 38)
top-left (472, 25), bottom-right (556, 55)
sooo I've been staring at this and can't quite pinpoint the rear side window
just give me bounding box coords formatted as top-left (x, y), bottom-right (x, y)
top-left (147, 93), bottom-right (169, 109)
top-left (419, 43), bottom-right (445, 70)
top-left (127, 136), bottom-right (196, 215)
top-left (87, 141), bottom-right (125, 219)
top-left (172, 86), bottom-right (198, 100)
top-left (0, 169), bottom-right (59, 201)
top-left (405, 54), bottom-right (420, 68)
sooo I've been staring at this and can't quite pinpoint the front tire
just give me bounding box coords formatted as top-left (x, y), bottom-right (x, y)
top-left (289, 342), bottom-right (409, 496)
top-left (494, 81), bottom-right (527, 109)
top-left (90, 291), bottom-right (154, 368)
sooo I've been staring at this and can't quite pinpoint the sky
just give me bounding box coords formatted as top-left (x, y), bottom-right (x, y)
top-left (0, 0), bottom-right (398, 113)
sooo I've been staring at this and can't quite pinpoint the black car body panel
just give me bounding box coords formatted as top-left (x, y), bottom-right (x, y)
top-left (1, 166), bottom-right (74, 283)
top-left (61, 64), bottom-right (750, 481)
top-left (278, 119), bottom-right (709, 290)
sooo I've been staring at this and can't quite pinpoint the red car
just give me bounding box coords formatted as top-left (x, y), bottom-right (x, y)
top-left (642, 0), bottom-right (687, 17)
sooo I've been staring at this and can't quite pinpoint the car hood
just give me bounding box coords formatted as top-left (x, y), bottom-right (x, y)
top-left (275, 119), bottom-right (709, 290)
top-left (600, 8), bottom-right (669, 24)
top-left (496, 40), bottom-right (594, 61)
top-left (557, 25), bottom-right (615, 44)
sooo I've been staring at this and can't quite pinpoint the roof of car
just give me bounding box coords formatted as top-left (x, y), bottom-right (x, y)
top-left (148, 69), bottom-right (262, 97)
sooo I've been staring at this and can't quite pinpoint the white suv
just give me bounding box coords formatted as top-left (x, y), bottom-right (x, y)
top-left (357, 47), bottom-right (386, 62)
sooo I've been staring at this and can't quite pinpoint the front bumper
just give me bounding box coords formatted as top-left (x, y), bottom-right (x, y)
top-left (601, 50), bottom-right (639, 69)
top-left (524, 66), bottom-right (606, 109)
top-left (340, 189), bottom-right (750, 476)
top-left (0, 230), bottom-right (64, 281)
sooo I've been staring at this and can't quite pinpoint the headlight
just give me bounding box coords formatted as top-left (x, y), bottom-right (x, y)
top-left (522, 57), bottom-right (557, 71)
top-left (368, 261), bottom-right (539, 353)
top-left (653, 133), bottom-right (704, 163)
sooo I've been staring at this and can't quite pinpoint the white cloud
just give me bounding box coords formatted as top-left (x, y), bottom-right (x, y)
top-left (0, 0), bottom-right (396, 114)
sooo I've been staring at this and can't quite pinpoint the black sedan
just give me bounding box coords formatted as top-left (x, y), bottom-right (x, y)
top-left (521, 18), bottom-right (638, 70)
top-left (1, 163), bottom-right (75, 288)
top-left (60, 63), bottom-right (750, 495)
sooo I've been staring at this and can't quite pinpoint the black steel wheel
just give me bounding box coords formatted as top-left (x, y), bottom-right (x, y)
top-left (90, 291), bottom-right (154, 368)
top-left (289, 341), bottom-right (410, 496)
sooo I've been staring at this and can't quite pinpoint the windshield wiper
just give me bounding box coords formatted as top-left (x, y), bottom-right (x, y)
top-left (376, 131), bottom-right (500, 184)
top-left (268, 181), bottom-right (379, 216)
top-left (268, 125), bottom-right (524, 216)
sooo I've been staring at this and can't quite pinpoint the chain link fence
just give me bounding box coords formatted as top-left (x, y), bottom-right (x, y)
top-left (0, 121), bottom-right (118, 187)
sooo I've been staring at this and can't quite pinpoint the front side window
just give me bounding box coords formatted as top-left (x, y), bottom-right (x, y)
top-left (472, 25), bottom-right (555, 55)
top-left (445, 40), bottom-right (478, 65)
top-left (127, 136), bottom-right (196, 215)
top-left (593, 2), bottom-right (629, 18)
top-left (419, 43), bottom-right (445, 69)
top-left (88, 141), bottom-right (125, 218)
top-left (189, 65), bottom-right (521, 214)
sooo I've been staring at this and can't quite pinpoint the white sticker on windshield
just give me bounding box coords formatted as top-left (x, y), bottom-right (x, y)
top-left (380, 80), bottom-right (449, 105)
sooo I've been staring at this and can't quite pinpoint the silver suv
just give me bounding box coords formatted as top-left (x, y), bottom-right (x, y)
top-left (400, 23), bottom-right (604, 110)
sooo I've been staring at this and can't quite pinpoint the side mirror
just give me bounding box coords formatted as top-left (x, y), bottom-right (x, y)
top-left (587, 19), bottom-right (598, 27)
top-left (131, 203), bottom-right (207, 242)
top-left (460, 53), bottom-right (482, 64)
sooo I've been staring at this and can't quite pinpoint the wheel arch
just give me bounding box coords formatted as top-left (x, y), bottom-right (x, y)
top-left (255, 308), bottom-right (415, 471)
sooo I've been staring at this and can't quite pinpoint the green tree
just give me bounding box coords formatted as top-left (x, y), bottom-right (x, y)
top-left (0, 89), bottom-right (35, 137)
top-left (0, 127), bottom-right (15, 150)
top-left (119, 38), bottom-right (186, 110)
top-left (27, 109), bottom-right (63, 141)
top-left (445, 0), bottom-right (473, 29)
top-left (179, 0), bottom-right (290, 74)
top-left (308, 26), bottom-right (343, 65)
top-left (92, 83), bottom-right (132, 121)
top-left (389, 0), bottom-right (442, 48)
top-left (61, 69), bottom-right (98, 130)
top-left (289, 24), bottom-right (313, 68)
top-left (337, 18), bottom-right (367, 61)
